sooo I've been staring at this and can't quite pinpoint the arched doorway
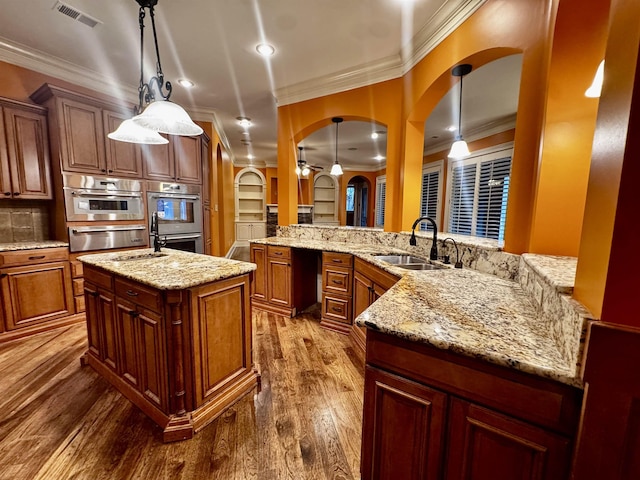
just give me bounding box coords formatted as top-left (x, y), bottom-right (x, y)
top-left (346, 175), bottom-right (370, 226)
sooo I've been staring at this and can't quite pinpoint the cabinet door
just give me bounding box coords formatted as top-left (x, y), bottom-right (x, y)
top-left (141, 140), bottom-right (174, 181)
top-left (353, 270), bottom-right (374, 318)
top-left (99, 289), bottom-right (118, 372)
top-left (59, 97), bottom-right (106, 174)
top-left (236, 223), bottom-right (253, 242)
top-left (103, 110), bottom-right (142, 177)
top-left (0, 110), bottom-right (11, 197)
top-left (267, 257), bottom-right (291, 307)
top-left (445, 398), bottom-right (572, 480)
top-left (362, 366), bottom-right (447, 480)
top-left (250, 244), bottom-right (267, 301)
top-left (251, 222), bottom-right (266, 240)
top-left (115, 298), bottom-right (141, 388)
top-left (3, 107), bottom-right (52, 199)
top-left (137, 309), bottom-right (168, 411)
top-left (173, 135), bottom-right (201, 184)
top-left (0, 261), bottom-right (74, 330)
top-left (201, 134), bottom-right (210, 205)
top-left (84, 281), bottom-right (102, 359)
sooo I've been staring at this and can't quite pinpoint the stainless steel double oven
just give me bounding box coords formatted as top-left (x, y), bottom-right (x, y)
top-left (146, 181), bottom-right (203, 254)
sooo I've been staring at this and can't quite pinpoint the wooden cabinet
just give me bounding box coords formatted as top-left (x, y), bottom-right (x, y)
top-left (361, 330), bottom-right (583, 480)
top-left (82, 263), bottom-right (258, 442)
top-left (30, 84), bottom-right (143, 178)
top-left (362, 366), bottom-right (447, 480)
top-left (250, 243), bottom-right (317, 317)
top-left (0, 98), bottom-right (52, 199)
top-left (321, 251), bottom-right (353, 334)
top-left (351, 257), bottom-right (399, 355)
top-left (141, 134), bottom-right (202, 184)
top-left (0, 247), bottom-right (75, 333)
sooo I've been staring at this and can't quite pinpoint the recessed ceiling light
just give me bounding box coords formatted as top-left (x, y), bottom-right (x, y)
top-left (237, 117), bottom-right (252, 128)
top-left (256, 43), bottom-right (275, 57)
top-left (374, 155), bottom-right (385, 161)
top-left (371, 132), bottom-right (379, 139)
top-left (178, 78), bottom-right (195, 88)
top-left (446, 125), bottom-right (457, 132)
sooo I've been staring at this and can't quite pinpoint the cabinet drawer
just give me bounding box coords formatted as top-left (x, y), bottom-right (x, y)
top-left (73, 278), bottom-right (84, 296)
top-left (83, 266), bottom-right (113, 290)
top-left (115, 278), bottom-right (162, 313)
top-left (71, 260), bottom-right (84, 278)
top-left (322, 266), bottom-right (353, 295)
top-left (322, 295), bottom-right (352, 324)
top-left (75, 294), bottom-right (86, 313)
top-left (0, 247), bottom-right (68, 267)
top-left (323, 251), bottom-right (353, 268)
top-left (267, 245), bottom-right (290, 259)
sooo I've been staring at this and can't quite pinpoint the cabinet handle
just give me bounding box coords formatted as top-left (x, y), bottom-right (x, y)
top-left (28, 255), bottom-right (46, 260)
top-left (274, 252), bottom-right (282, 256)
top-left (88, 290), bottom-right (99, 297)
top-left (332, 279), bottom-right (342, 284)
top-left (129, 310), bottom-right (139, 317)
top-left (331, 306), bottom-right (342, 312)
top-left (3, 192), bottom-right (10, 196)
top-left (0, 273), bottom-right (7, 279)
top-left (126, 289), bottom-right (139, 297)
top-left (13, 192), bottom-right (19, 196)
top-left (332, 259), bottom-right (343, 263)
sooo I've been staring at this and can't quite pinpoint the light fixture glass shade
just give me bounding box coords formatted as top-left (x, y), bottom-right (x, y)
top-left (295, 165), bottom-right (302, 176)
top-left (301, 166), bottom-right (310, 176)
top-left (585, 60), bottom-right (605, 98)
top-left (132, 100), bottom-right (203, 136)
top-left (108, 119), bottom-right (169, 144)
top-left (330, 162), bottom-right (343, 176)
top-left (448, 137), bottom-right (470, 159)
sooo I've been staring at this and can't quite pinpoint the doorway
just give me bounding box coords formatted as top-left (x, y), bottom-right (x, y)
top-left (346, 176), bottom-right (369, 227)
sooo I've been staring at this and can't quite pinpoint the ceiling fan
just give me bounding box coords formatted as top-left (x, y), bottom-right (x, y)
top-left (296, 146), bottom-right (323, 176)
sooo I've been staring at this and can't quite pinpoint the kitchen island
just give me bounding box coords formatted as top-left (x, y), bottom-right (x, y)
top-left (78, 248), bottom-right (259, 442)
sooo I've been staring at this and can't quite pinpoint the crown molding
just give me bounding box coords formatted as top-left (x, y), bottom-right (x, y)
top-left (423, 113), bottom-right (517, 155)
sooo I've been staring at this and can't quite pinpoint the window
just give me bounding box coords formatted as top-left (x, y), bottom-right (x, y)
top-left (419, 162), bottom-right (443, 231)
top-left (446, 146), bottom-right (513, 241)
top-left (345, 185), bottom-right (355, 212)
top-left (375, 175), bottom-right (386, 228)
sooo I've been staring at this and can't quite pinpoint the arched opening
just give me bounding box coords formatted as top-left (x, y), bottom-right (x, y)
top-left (345, 175), bottom-right (371, 226)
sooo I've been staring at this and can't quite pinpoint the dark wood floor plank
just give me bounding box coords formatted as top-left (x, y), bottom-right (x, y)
top-left (0, 306), bottom-right (364, 480)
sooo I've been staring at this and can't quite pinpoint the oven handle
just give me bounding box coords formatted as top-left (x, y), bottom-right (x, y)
top-left (71, 226), bottom-right (146, 234)
top-left (72, 191), bottom-right (142, 198)
top-left (149, 194), bottom-right (200, 201)
top-left (164, 233), bottom-right (203, 240)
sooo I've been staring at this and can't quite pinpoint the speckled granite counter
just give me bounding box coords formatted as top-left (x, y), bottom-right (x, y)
top-left (0, 240), bottom-right (69, 251)
top-left (78, 248), bottom-right (256, 290)
top-left (252, 234), bottom-right (590, 387)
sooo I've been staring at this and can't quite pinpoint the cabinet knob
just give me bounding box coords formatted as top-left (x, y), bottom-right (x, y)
top-left (3, 192), bottom-right (10, 196)
top-left (101, 169), bottom-right (107, 173)
top-left (108, 169), bottom-right (113, 174)
top-left (13, 192), bottom-right (19, 196)
top-left (0, 273), bottom-right (7, 279)
top-left (87, 290), bottom-right (99, 297)
top-left (129, 310), bottom-right (139, 317)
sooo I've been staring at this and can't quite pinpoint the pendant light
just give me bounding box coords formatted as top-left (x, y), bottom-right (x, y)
top-left (448, 64), bottom-right (472, 159)
top-left (110, 0), bottom-right (202, 144)
top-left (585, 60), bottom-right (605, 98)
top-left (330, 117), bottom-right (344, 176)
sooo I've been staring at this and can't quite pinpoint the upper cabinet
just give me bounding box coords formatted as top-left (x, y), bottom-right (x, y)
top-left (141, 134), bottom-right (202, 184)
top-left (30, 84), bottom-right (142, 178)
top-left (0, 98), bottom-right (52, 199)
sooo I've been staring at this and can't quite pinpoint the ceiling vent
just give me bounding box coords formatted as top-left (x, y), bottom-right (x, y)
top-left (53, 1), bottom-right (102, 28)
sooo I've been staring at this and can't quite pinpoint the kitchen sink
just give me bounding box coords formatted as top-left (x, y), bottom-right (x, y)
top-left (374, 254), bottom-right (446, 270)
top-left (112, 253), bottom-right (168, 261)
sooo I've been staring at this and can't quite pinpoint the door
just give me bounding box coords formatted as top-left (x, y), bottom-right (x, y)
top-left (103, 110), bottom-right (143, 177)
top-left (267, 257), bottom-right (291, 307)
top-left (0, 262), bottom-right (74, 330)
top-left (173, 135), bottom-right (202, 184)
top-left (362, 366), bottom-right (447, 480)
top-left (3, 107), bottom-right (52, 199)
top-left (59, 97), bottom-right (106, 174)
top-left (445, 398), bottom-right (572, 480)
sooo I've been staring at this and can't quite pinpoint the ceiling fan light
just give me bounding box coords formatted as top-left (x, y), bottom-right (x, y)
top-left (302, 166), bottom-right (311, 176)
top-left (108, 118), bottom-right (169, 144)
top-left (330, 162), bottom-right (343, 176)
top-left (295, 165), bottom-right (302, 176)
top-left (132, 100), bottom-right (203, 136)
top-left (448, 137), bottom-right (470, 159)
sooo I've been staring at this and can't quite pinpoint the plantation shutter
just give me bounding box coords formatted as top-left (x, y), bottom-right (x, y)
top-left (448, 163), bottom-right (476, 235)
top-left (419, 169), bottom-right (440, 231)
top-left (375, 176), bottom-right (386, 227)
top-left (476, 157), bottom-right (511, 240)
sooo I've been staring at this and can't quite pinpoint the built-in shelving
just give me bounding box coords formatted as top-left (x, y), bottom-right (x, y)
top-left (314, 173), bottom-right (339, 224)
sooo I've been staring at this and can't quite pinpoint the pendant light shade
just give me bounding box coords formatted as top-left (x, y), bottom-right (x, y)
top-left (448, 64), bottom-right (472, 160)
top-left (331, 117), bottom-right (344, 176)
top-left (132, 101), bottom-right (203, 136)
top-left (108, 118), bottom-right (169, 144)
top-left (110, 0), bottom-right (202, 143)
top-left (585, 60), bottom-right (605, 98)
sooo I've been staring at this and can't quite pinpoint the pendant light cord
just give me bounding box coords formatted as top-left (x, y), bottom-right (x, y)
top-left (335, 121), bottom-right (339, 164)
top-left (457, 74), bottom-right (463, 139)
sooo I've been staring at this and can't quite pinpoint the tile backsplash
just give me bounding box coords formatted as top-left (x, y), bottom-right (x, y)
top-left (0, 201), bottom-right (51, 242)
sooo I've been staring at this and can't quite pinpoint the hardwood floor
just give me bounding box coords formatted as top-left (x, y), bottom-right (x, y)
top-left (0, 306), bottom-right (365, 480)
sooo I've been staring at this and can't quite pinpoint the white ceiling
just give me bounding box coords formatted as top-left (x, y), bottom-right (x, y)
top-left (0, 0), bottom-right (519, 171)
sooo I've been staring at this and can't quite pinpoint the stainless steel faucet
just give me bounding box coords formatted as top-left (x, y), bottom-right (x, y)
top-left (150, 211), bottom-right (166, 252)
top-left (410, 216), bottom-right (438, 260)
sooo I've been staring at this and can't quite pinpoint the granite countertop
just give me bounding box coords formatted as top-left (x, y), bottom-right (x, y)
top-left (78, 248), bottom-right (256, 290)
top-left (0, 240), bottom-right (69, 252)
top-left (252, 236), bottom-right (581, 387)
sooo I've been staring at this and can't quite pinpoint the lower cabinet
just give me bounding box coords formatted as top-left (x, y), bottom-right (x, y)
top-left (0, 247), bottom-right (81, 341)
top-left (361, 330), bottom-right (582, 480)
top-left (250, 243), bottom-right (317, 317)
top-left (320, 251), bottom-right (353, 334)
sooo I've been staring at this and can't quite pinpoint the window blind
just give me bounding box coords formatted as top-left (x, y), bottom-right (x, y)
top-left (476, 157), bottom-right (511, 240)
top-left (448, 163), bottom-right (476, 235)
top-left (420, 169), bottom-right (440, 231)
top-left (375, 176), bottom-right (386, 227)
